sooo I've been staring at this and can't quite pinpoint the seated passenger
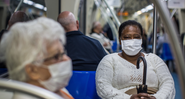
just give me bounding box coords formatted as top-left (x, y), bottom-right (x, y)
top-left (0, 11), bottom-right (29, 39)
top-left (0, 11), bottom-right (29, 68)
top-left (90, 21), bottom-right (112, 52)
top-left (57, 11), bottom-right (107, 71)
top-left (95, 20), bottom-right (175, 99)
top-left (0, 17), bottom-right (73, 99)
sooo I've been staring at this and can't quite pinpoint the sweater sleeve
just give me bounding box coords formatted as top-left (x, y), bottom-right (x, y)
top-left (95, 55), bottom-right (131, 99)
top-left (149, 54), bottom-right (175, 99)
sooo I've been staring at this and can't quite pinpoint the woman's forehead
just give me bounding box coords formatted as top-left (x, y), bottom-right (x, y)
top-left (46, 40), bottom-right (64, 55)
top-left (122, 25), bottom-right (141, 34)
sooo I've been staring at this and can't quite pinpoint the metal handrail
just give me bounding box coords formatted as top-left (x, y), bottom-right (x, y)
top-left (151, 0), bottom-right (185, 98)
top-left (14, 0), bottom-right (23, 12)
top-left (152, 6), bottom-right (157, 54)
top-left (0, 72), bottom-right (8, 78)
top-left (98, 4), bottom-right (118, 40)
top-left (0, 78), bottom-right (63, 99)
top-left (94, 0), bottom-right (120, 51)
top-left (102, 0), bottom-right (121, 28)
top-left (6, 0), bottom-right (23, 29)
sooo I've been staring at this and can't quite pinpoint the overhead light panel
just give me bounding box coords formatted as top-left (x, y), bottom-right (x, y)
top-left (133, 4), bottom-right (153, 17)
top-left (145, 5), bottom-right (153, 11)
top-left (44, 7), bottom-right (47, 11)
top-left (27, 0), bottom-right (34, 5)
top-left (23, 0), bottom-right (46, 11)
top-left (137, 11), bottom-right (142, 15)
top-left (34, 3), bottom-right (44, 9)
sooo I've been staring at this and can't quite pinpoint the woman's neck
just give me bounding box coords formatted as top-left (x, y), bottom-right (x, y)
top-left (120, 51), bottom-right (143, 65)
top-left (93, 29), bottom-right (100, 34)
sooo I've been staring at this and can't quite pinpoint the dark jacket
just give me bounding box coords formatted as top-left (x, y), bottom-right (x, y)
top-left (0, 29), bottom-right (7, 40)
top-left (0, 29), bottom-right (7, 68)
top-left (65, 31), bottom-right (107, 71)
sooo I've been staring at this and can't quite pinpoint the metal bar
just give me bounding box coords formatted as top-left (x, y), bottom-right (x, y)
top-left (102, 0), bottom-right (120, 27)
top-left (98, 3), bottom-right (119, 50)
top-left (58, 0), bottom-right (61, 14)
top-left (151, 1), bottom-right (185, 98)
top-left (83, 0), bottom-right (86, 34)
top-left (14, 0), bottom-right (23, 12)
top-left (152, 5), bottom-right (157, 54)
top-left (98, 4), bottom-right (118, 39)
top-left (170, 9), bottom-right (177, 18)
top-left (0, 72), bottom-right (8, 78)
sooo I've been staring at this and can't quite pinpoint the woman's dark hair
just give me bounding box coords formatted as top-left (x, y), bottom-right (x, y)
top-left (118, 20), bottom-right (143, 38)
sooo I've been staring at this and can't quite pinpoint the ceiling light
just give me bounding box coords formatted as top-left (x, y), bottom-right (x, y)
top-left (137, 11), bottom-right (142, 15)
top-left (34, 3), bottom-right (44, 9)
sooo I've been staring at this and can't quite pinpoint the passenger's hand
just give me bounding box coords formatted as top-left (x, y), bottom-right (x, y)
top-left (103, 43), bottom-right (108, 47)
top-left (130, 94), bottom-right (140, 99)
top-left (130, 93), bottom-right (156, 99)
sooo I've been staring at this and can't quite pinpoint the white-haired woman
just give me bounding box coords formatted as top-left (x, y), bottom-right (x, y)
top-left (0, 17), bottom-right (73, 99)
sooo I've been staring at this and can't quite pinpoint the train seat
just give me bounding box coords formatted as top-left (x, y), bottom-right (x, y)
top-left (160, 43), bottom-right (174, 61)
top-left (112, 39), bottom-right (118, 52)
top-left (66, 71), bottom-right (100, 99)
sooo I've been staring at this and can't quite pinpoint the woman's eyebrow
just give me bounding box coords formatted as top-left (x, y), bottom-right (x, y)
top-left (133, 34), bottom-right (141, 36)
top-left (46, 50), bottom-right (61, 58)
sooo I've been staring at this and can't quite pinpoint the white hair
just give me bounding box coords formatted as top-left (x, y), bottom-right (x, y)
top-left (57, 12), bottom-right (76, 31)
top-left (92, 21), bottom-right (101, 29)
top-left (0, 17), bottom-right (65, 81)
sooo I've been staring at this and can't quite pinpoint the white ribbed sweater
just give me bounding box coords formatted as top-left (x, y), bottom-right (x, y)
top-left (96, 53), bottom-right (175, 99)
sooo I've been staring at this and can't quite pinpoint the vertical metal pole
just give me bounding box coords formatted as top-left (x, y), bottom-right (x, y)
top-left (58, 0), bottom-right (61, 14)
top-left (152, 0), bottom-right (185, 98)
top-left (152, 5), bottom-right (157, 54)
top-left (14, 0), bottom-right (23, 12)
top-left (83, 0), bottom-right (86, 34)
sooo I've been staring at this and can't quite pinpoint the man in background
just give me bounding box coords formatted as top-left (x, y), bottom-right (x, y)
top-left (57, 11), bottom-right (107, 71)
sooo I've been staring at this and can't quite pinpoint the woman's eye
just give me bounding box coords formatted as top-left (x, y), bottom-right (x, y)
top-left (124, 37), bottom-right (130, 39)
top-left (135, 37), bottom-right (140, 38)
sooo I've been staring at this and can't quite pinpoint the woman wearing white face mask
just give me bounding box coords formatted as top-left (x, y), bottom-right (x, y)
top-left (0, 17), bottom-right (74, 99)
top-left (96, 20), bottom-right (175, 99)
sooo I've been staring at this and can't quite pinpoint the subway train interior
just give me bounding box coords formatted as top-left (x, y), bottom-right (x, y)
top-left (0, 0), bottom-right (185, 99)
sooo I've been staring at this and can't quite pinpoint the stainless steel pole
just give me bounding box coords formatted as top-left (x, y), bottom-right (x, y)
top-left (151, 1), bottom-right (185, 98)
top-left (102, 0), bottom-right (121, 27)
top-left (152, 5), bottom-right (157, 54)
top-left (14, 0), bottom-right (23, 12)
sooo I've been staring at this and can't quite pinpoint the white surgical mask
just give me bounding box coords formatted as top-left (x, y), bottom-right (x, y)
top-left (39, 60), bottom-right (72, 92)
top-left (121, 39), bottom-right (142, 56)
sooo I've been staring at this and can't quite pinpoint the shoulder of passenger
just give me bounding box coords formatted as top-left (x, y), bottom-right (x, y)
top-left (145, 53), bottom-right (158, 58)
top-left (102, 53), bottom-right (118, 61)
top-left (145, 53), bottom-right (163, 62)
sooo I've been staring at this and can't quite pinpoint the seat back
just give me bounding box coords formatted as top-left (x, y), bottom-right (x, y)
top-left (66, 71), bottom-right (100, 99)
top-left (161, 43), bottom-right (174, 61)
top-left (0, 78), bottom-right (63, 99)
top-left (112, 40), bottom-right (118, 52)
top-left (0, 68), bottom-right (7, 75)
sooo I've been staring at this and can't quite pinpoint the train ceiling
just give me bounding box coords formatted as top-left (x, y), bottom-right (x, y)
top-left (119, 0), bottom-right (152, 15)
